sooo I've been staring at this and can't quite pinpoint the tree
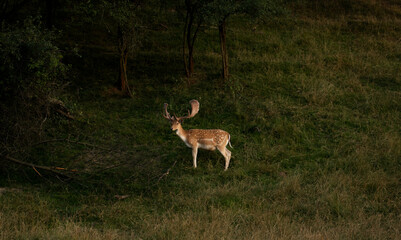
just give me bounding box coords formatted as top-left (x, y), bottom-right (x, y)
top-left (204, 0), bottom-right (284, 80)
top-left (111, 0), bottom-right (142, 97)
top-left (81, 0), bottom-right (142, 97)
top-left (182, 0), bottom-right (210, 78)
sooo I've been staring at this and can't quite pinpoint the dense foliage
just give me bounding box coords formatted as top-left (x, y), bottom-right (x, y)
top-left (0, 17), bottom-right (67, 157)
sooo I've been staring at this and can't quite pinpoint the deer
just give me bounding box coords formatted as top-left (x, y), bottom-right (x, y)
top-left (163, 100), bottom-right (232, 171)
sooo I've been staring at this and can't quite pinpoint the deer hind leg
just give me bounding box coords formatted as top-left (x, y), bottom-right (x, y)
top-left (217, 146), bottom-right (231, 171)
top-left (225, 148), bottom-right (231, 170)
top-left (192, 147), bottom-right (198, 168)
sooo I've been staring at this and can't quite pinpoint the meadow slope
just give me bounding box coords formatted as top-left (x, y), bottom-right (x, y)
top-left (1, 1), bottom-right (401, 239)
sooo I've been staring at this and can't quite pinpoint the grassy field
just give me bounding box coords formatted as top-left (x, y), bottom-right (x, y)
top-left (1, 1), bottom-right (401, 239)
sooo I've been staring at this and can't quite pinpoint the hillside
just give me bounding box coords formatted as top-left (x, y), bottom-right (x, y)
top-left (1, 0), bottom-right (400, 239)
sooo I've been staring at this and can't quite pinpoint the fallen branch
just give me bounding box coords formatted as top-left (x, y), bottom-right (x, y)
top-left (156, 160), bottom-right (177, 184)
top-left (114, 194), bottom-right (130, 200)
top-left (159, 23), bottom-right (168, 30)
top-left (31, 138), bottom-right (110, 151)
top-left (65, 139), bottom-right (110, 151)
top-left (32, 166), bottom-right (43, 177)
top-left (49, 98), bottom-right (74, 120)
top-left (55, 108), bottom-right (74, 120)
top-left (4, 155), bottom-right (76, 179)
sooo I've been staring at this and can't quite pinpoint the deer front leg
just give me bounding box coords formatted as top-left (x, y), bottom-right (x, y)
top-left (192, 146), bottom-right (198, 168)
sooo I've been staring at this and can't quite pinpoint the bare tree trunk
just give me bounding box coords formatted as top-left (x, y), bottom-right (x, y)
top-left (118, 25), bottom-right (133, 97)
top-left (188, 41), bottom-right (194, 78)
top-left (186, 9), bottom-right (194, 78)
top-left (183, 11), bottom-right (189, 78)
top-left (185, 17), bottom-right (200, 79)
top-left (119, 51), bottom-right (127, 91)
top-left (219, 20), bottom-right (229, 80)
top-left (183, 0), bottom-right (201, 80)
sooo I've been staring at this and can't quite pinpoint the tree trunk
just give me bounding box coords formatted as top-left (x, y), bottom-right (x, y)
top-left (185, 10), bottom-right (195, 78)
top-left (183, 11), bottom-right (189, 78)
top-left (119, 51), bottom-right (128, 93)
top-left (118, 26), bottom-right (133, 97)
top-left (183, 1), bottom-right (201, 79)
top-left (219, 20), bottom-right (229, 80)
top-left (188, 42), bottom-right (194, 78)
top-left (185, 18), bottom-right (200, 79)
top-left (183, 11), bottom-right (195, 78)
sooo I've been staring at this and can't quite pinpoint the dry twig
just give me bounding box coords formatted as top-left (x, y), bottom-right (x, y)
top-left (156, 160), bottom-right (177, 184)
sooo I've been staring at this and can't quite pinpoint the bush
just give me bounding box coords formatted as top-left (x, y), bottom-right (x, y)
top-left (0, 17), bottom-right (67, 158)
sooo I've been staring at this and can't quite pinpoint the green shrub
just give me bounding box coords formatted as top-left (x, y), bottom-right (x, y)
top-left (0, 17), bottom-right (67, 157)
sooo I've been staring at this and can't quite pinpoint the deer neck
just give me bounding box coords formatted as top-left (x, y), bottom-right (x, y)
top-left (175, 124), bottom-right (189, 143)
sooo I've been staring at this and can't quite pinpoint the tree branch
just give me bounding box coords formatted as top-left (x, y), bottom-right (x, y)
top-left (4, 155), bottom-right (76, 179)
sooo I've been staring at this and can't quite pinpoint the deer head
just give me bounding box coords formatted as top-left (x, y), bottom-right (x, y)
top-left (163, 100), bottom-right (200, 131)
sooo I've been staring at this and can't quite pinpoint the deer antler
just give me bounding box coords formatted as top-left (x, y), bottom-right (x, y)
top-left (176, 99), bottom-right (200, 121)
top-left (163, 103), bottom-right (172, 120)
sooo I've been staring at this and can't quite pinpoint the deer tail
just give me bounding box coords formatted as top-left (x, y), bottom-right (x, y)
top-left (228, 134), bottom-right (233, 148)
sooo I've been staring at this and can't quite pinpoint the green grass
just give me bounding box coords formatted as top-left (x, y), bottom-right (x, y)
top-left (1, 0), bottom-right (401, 239)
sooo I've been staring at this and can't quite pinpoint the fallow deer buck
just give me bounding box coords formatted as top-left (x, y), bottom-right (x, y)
top-left (163, 100), bottom-right (232, 170)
